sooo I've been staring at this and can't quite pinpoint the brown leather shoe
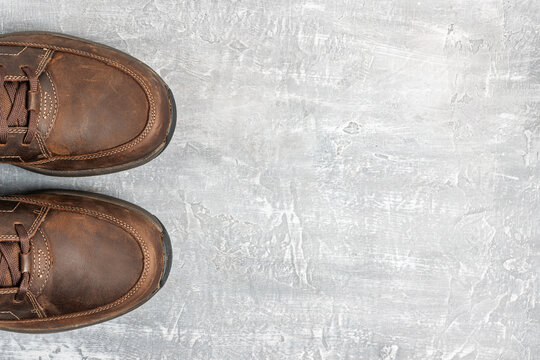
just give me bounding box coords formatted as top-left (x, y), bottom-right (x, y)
top-left (0, 190), bottom-right (172, 333)
top-left (0, 31), bottom-right (176, 176)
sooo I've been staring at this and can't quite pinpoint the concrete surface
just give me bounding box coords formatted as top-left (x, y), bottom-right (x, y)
top-left (0, 0), bottom-right (539, 359)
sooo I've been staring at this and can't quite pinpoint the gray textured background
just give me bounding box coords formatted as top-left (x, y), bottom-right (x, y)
top-left (0, 0), bottom-right (539, 359)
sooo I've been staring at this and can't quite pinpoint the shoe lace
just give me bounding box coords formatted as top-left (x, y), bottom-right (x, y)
top-left (0, 224), bottom-right (31, 301)
top-left (0, 65), bottom-right (40, 145)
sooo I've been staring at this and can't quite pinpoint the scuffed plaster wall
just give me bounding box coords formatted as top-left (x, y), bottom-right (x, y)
top-left (0, 0), bottom-right (538, 359)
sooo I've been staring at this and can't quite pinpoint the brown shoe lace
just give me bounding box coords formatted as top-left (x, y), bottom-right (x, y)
top-left (0, 65), bottom-right (40, 145)
top-left (0, 224), bottom-right (31, 301)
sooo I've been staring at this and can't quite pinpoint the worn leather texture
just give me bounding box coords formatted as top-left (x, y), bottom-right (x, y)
top-left (0, 32), bottom-right (173, 174)
top-left (0, 191), bottom-right (166, 332)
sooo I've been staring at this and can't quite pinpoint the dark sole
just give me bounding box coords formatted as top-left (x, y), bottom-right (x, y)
top-left (17, 87), bottom-right (177, 177)
top-left (0, 190), bottom-right (173, 334)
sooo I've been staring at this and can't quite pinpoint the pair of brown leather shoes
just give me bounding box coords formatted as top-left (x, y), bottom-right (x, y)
top-left (0, 32), bottom-right (175, 332)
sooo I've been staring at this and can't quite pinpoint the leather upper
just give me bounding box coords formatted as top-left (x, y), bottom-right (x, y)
top-left (0, 32), bottom-right (172, 174)
top-left (0, 191), bottom-right (166, 332)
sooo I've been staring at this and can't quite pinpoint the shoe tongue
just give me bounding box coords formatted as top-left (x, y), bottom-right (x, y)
top-left (0, 82), bottom-right (28, 127)
top-left (0, 242), bottom-right (20, 287)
